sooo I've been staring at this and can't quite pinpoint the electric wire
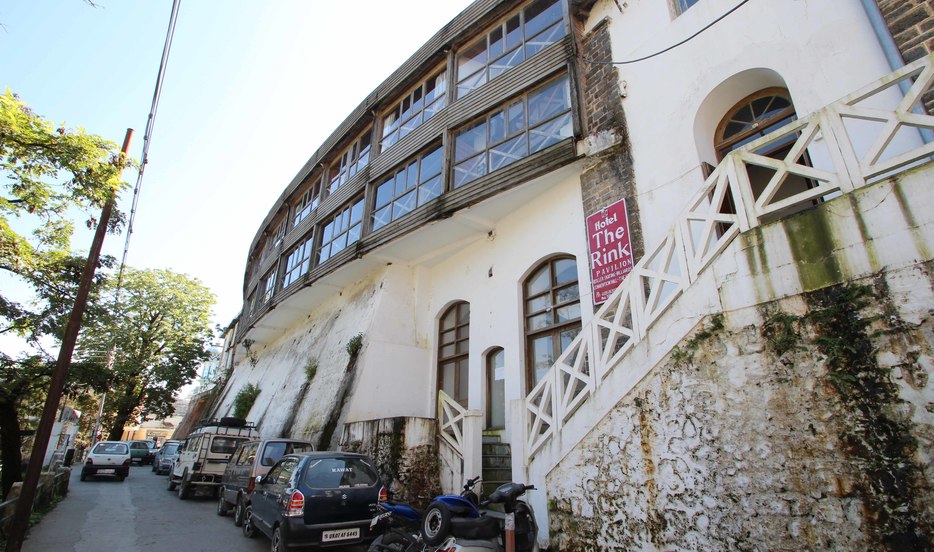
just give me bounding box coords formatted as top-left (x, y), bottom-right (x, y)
top-left (579, 0), bottom-right (752, 65)
top-left (113, 0), bottom-right (182, 302)
top-left (91, 0), bottom-right (182, 445)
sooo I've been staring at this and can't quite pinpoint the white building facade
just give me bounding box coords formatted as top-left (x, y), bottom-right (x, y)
top-left (210, 0), bottom-right (934, 548)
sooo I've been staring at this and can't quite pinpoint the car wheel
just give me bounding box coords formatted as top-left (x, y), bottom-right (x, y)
top-left (271, 525), bottom-right (288, 552)
top-left (177, 472), bottom-right (191, 500)
top-left (233, 496), bottom-right (245, 527)
top-left (167, 474), bottom-right (177, 491)
top-left (117, 475), bottom-right (125, 482)
top-left (80, 471), bottom-right (87, 482)
top-left (151, 462), bottom-right (157, 473)
top-left (242, 505), bottom-right (257, 539)
top-left (421, 501), bottom-right (452, 546)
top-left (217, 489), bottom-right (231, 516)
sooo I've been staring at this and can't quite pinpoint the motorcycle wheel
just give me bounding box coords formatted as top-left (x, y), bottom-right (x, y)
top-left (421, 501), bottom-right (452, 546)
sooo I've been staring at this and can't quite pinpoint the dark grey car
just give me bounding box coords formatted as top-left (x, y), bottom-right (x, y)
top-left (152, 440), bottom-right (182, 475)
top-left (217, 438), bottom-right (314, 525)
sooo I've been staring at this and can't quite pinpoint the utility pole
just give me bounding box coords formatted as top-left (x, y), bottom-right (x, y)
top-left (6, 129), bottom-right (133, 552)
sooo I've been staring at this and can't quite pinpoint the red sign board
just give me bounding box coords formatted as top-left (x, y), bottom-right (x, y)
top-left (587, 198), bottom-right (634, 304)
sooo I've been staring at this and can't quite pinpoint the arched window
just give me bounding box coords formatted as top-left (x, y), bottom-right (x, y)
top-left (715, 88), bottom-right (817, 222)
top-left (523, 256), bottom-right (581, 392)
top-left (715, 88), bottom-right (796, 160)
top-left (486, 348), bottom-right (505, 429)
top-left (438, 302), bottom-right (470, 406)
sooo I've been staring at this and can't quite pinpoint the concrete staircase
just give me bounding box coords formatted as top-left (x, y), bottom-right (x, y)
top-left (482, 432), bottom-right (512, 497)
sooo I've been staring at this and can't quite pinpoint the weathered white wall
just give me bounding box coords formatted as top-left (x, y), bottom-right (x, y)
top-left (588, 0), bottom-right (905, 249)
top-left (217, 168), bottom-right (589, 450)
top-left (540, 165), bottom-right (934, 549)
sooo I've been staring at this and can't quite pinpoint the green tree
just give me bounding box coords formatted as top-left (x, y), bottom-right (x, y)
top-left (79, 268), bottom-right (216, 440)
top-left (0, 90), bottom-right (127, 498)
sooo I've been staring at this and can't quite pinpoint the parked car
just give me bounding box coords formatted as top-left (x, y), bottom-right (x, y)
top-left (81, 441), bottom-right (131, 482)
top-left (218, 438), bottom-right (316, 524)
top-left (241, 451), bottom-right (385, 550)
top-left (127, 440), bottom-right (153, 465)
top-left (152, 439), bottom-right (182, 475)
top-left (169, 417), bottom-right (259, 499)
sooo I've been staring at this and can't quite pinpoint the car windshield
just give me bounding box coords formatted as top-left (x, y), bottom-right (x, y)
top-left (302, 457), bottom-right (379, 489)
top-left (211, 437), bottom-right (246, 454)
top-left (130, 442), bottom-right (148, 449)
top-left (162, 444), bottom-right (179, 455)
top-left (93, 442), bottom-right (128, 454)
top-left (261, 442), bottom-right (314, 466)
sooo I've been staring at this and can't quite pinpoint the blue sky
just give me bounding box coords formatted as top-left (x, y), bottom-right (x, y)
top-left (0, 0), bottom-right (473, 332)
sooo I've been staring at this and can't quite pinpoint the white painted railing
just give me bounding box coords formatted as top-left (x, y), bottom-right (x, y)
top-left (524, 53), bottom-right (934, 460)
top-left (438, 389), bottom-right (468, 457)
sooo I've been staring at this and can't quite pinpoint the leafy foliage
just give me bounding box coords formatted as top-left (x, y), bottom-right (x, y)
top-left (0, 91), bottom-right (129, 498)
top-left (77, 268), bottom-right (216, 440)
top-left (233, 383), bottom-right (261, 419)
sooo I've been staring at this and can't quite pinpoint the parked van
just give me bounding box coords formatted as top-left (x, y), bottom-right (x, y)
top-left (168, 417), bottom-right (260, 499)
top-left (217, 438), bottom-right (315, 525)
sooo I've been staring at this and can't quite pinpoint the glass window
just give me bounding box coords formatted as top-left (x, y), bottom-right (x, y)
top-left (524, 256), bottom-right (581, 391)
top-left (456, 0), bottom-right (566, 98)
top-left (293, 177), bottom-right (322, 228)
top-left (302, 457), bottom-right (380, 489)
top-left (438, 302), bottom-right (470, 406)
top-left (372, 145), bottom-right (444, 231)
top-left (329, 132), bottom-right (372, 194)
top-left (676, 0), bottom-right (699, 14)
top-left (211, 437), bottom-right (247, 454)
top-left (282, 236), bottom-right (313, 288)
top-left (486, 348), bottom-right (506, 429)
top-left (318, 196), bottom-right (365, 265)
top-left (454, 75), bottom-right (572, 188)
top-left (263, 220), bottom-right (286, 261)
top-left (261, 442), bottom-right (313, 466)
top-left (259, 267), bottom-right (278, 305)
top-left (93, 442), bottom-right (128, 454)
top-left (382, 71), bottom-right (447, 152)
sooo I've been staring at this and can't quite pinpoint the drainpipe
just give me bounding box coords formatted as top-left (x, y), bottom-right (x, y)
top-left (859, 0), bottom-right (933, 143)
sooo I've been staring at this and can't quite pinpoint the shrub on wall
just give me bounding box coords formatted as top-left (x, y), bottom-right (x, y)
top-left (233, 383), bottom-right (260, 419)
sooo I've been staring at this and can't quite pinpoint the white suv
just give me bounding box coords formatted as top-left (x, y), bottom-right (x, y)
top-left (81, 441), bottom-right (131, 482)
top-left (169, 418), bottom-right (259, 499)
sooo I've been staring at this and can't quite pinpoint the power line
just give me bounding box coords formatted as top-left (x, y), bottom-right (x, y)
top-left (580, 0), bottom-right (752, 66)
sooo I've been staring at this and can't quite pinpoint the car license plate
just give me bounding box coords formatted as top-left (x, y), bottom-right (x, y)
top-left (321, 528), bottom-right (360, 542)
top-left (98, 469), bottom-right (115, 474)
top-left (370, 512), bottom-right (391, 529)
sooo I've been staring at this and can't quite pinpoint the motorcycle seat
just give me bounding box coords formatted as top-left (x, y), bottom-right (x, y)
top-left (450, 514), bottom-right (500, 540)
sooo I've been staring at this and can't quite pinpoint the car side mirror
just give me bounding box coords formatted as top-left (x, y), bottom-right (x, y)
top-left (255, 475), bottom-right (264, 485)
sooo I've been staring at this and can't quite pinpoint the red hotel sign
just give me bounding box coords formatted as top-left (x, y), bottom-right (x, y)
top-left (587, 198), bottom-right (634, 304)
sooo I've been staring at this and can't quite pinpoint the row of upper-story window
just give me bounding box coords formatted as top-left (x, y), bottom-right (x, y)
top-left (248, 0), bottom-right (568, 282)
top-left (247, 72), bottom-right (575, 315)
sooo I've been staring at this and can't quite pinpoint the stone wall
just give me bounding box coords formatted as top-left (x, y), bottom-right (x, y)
top-left (877, 0), bottom-right (934, 112)
top-left (341, 417), bottom-right (441, 507)
top-left (546, 265), bottom-right (934, 550)
top-left (576, 18), bottom-right (644, 260)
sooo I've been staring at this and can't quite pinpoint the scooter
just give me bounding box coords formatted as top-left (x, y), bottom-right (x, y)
top-left (369, 477), bottom-right (484, 552)
top-left (420, 480), bottom-right (539, 552)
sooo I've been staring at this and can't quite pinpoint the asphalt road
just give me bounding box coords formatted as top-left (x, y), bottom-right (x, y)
top-left (22, 462), bottom-right (369, 551)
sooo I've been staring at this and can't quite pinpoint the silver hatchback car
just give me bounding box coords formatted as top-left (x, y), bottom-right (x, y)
top-left (152, 440), bottom-right (183, 475)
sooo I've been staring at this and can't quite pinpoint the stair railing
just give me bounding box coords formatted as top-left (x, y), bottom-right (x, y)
top-left (523, 52), bottom-right (934, 461)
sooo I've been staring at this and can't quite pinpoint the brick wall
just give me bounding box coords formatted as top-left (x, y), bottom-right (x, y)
top-left (577, 18), bottom-right (644, 261)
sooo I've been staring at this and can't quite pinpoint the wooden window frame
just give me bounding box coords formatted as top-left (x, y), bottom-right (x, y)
top-left (328, 132), bottom-right (372, 195)
top-left (438, 301), bottom-right (470, 406)
top-left (292, 176), bottom-right (323, 228)
top-left (485, 347), bottom-right (505, 430)
top-left (714, 87), bottom-right (796, 160)
top-left (523, 255), bottom-right (581, 393)
top-left (316, 195), bottom-right (365, 266)
top-left (380, 69), bottom-right (448, 153)
top-left (281, 235), bottom-right (314, 289)
top-left (453, 74), bottom-right (573, 188)
top-left (371, 143), bottom-right (444, 231)
top-left (455, 0), bottom-right (568, 99)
